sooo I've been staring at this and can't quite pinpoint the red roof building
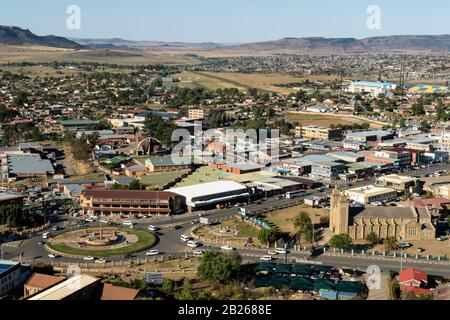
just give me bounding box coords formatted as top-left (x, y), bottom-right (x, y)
top-left (399, 268), bottom-right (428, 289)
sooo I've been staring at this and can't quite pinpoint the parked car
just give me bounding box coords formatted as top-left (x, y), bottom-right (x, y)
top-left (187, 240), bottom-right (199, 248)
top-left (95, 259), bottom-right (107, 264)
top-left (275, 247), bottom-right (289, 254)
top-left (180, 235), bottom-right (191, 242)
top-left (221, 245), bottom-right (234, 251)
top-left (416, 248), bottom-right (425, 253)
top-left (260, 255), bottom-right (273, 261)
top-left (398, 242), bottom-right (412, 249)
top-left (193, 250), bottom-right (203, 257)
top-left (146, 250), bottom-right (159, 256)
top-left (122, 221), bottom-right (134, 227)
top-left (268, 250), bottom-right (278, 255)
top-left (83, 256), bottom-right (95, 261)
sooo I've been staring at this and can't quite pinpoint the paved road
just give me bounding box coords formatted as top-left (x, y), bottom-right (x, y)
top-left (2, 162), bottom-right (449, 275)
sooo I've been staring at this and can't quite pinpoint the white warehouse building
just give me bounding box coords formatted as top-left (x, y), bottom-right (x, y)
top-left (347, 81), bottom-right (397, 97)
top-left (170, 181), bottom-right (249, 211)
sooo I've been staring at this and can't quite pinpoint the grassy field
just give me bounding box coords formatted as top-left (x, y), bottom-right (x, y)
top-left (264, 204), bottom-right (327, 235)
top-left (285, 112), bottom-right (379, 128)
top-left (174, 166), bottom-right (275, 187)
top-left (174, 71), bottom-right (336, 95)
top-left (48, 228), bottom-right (157, 257)
top-left (0, 46), bottom-right (201, 65)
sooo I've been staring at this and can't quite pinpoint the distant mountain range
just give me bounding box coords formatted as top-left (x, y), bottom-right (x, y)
top-left (1, 25), bottom-right (450, 53)
top-left (234, 35), bottom-right (450, 53)
top-left (70, 37), bottom-right (224, 49)
top-left (0, 26), bottom-right (83, 49)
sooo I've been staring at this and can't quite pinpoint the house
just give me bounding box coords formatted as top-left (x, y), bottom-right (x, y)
top-left (399, 268), bottom-right (433, 297)
top-left (101, 283), bottom-right (139, 300)
top-left (124, 164), bottom-right (148, 178)
top-left (24, 273), bottom-right (65, 297)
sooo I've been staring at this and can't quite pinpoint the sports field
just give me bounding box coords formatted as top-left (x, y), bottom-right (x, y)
top-left (174, 71), bottom-right (337, 95)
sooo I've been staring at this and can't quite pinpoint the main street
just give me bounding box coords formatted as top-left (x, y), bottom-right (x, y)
top-left (2, 162), bottom-right (449, 277)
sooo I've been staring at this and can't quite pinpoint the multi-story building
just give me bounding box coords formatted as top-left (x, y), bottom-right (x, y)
top-left (374, 150), bottom-right (412, 167)
top-left (310, 161), bottom-right (347, 181)
top-left (0, 260), bottom-right (31, 297)
top-left (346, 81), bottom-right (397, 97)
top-left (188, 108), bottom-right (210, 120)
top-left (80, 190), bottom-right (184, 216)
top-left (297, 126), bottom-right (343, 141)
top-left (375, 174), bottom-right (417, 193)
top-left (344, 185), bottom-right (398, 205)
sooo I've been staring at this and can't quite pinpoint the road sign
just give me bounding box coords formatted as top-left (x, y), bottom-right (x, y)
top-left (145, 273), bottom-right (163, 285)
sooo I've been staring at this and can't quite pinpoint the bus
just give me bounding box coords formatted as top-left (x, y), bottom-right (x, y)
top-left (286, 190), bottom-right (306, 199)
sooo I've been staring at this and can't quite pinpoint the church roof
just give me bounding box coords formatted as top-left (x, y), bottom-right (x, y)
top-left (351, 206), bottom-right (430, 220)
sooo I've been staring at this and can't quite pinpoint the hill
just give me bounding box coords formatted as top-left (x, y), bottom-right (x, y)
top-left (234, 35), bottom-right (450, 54)
top-left (0, 26), bottom-right (83, 49)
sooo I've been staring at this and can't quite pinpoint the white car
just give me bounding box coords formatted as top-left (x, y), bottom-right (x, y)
top-left (180, 235), bottom-right (191, 242)
top-left (122, 221), bottom-right (134, 227)
top-left (275, 248), bottom-right (288, 254)
top-left (48, 253), bottom-right (58, 259)
top-left (100, 219), bottom-right (110, 224)
top-left (148, 225), bottom-right (159, 232)
top-left (268, 250), bottom-right (278, 255)
top-left (220, 245), bottom-right (234, 251)
top-left (146, 250), bottom-right (159, 256)
top-left (260, 255), bottom-right (273, 261)
top-left (398, 243), bottom-right (412, 249)
top-left (193, 250), bottom-right (203, 257)
top-left (83, 256), bottom-right (95, 261)
top-left (95, 259), bottom-right (107, 264)
top-left (187, 240), bottom-right (199, 248)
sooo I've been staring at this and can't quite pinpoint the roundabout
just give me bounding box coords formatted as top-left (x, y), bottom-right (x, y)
top-left (46, 227), bottom-right (157, 257)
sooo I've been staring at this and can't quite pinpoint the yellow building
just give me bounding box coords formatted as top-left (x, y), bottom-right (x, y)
top-left (296, 125), bottom-right (343, 141)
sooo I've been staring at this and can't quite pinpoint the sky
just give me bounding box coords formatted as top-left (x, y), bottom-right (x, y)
top-left (1, 0), bottom-right (449, 43)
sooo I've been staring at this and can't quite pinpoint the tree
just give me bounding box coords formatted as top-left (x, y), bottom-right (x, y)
top-left (411, 103), bottom-right (425, 116)
top-left (366, 232), bottom-right (381, 246)
top-left (385, 236), bottom-right (398, 251)
top-left (197, 251), bottom-right (240, 284)
top-left (329, 234), bottom-right (353, 249)
top-left (175, 278), bottom-right (194, 300)
top-left (144, 114), bottom-right (176, 146)
top-left (257, 228), bottom-right (278, 246)
top-left (294, 212), bottom-right (314, 243)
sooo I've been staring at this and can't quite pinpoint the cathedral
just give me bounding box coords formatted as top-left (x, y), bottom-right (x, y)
top-left (329, 188), bottom-right (437, 241)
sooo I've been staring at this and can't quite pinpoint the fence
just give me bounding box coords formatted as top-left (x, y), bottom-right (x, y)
top-left (322, 247), bottom-right (450, 263)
